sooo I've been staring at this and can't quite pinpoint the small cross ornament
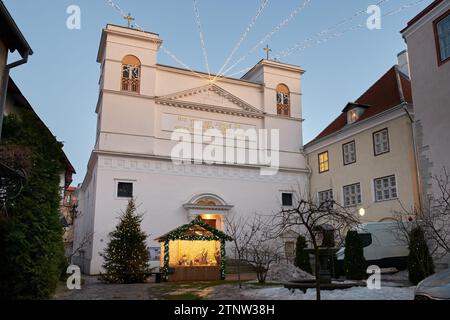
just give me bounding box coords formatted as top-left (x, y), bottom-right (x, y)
top-left (263, 44), bottom-right (272, 60)
top-left (124, 13), bottom-right (135, 28)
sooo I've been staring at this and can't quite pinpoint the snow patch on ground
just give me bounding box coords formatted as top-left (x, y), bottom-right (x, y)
top-left (266, 263), bottom-right (314, 282)
top-left (241, 286), bottom-right (415, 300)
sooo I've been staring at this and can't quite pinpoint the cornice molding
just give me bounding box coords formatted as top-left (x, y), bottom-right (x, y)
top-left (155, 84), bottom-right (265, 119)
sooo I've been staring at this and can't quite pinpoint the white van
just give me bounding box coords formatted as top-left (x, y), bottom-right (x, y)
top-left (337, 222), bottom-right (410, 270)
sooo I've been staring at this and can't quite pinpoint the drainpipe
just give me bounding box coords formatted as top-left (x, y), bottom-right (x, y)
top-left (403, 104), bottom-right (424, 214)
top-left (0, 51), bottom-right (30, 140)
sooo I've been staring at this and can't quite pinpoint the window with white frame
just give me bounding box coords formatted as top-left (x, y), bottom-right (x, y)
top-left (343, 183), bottom-right (361, 207)
top-left (318, 189), bottom-right (333, 206)
top-left (373, 128), bottom-right (389, 156)
top-left (374, 175), bottom-right (397, 202)
top-left (343, 141), bottom-right (356, 165)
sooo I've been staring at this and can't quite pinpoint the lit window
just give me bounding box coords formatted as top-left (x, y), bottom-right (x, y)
top-left (343, 183), bottom-right (361, 207)
top-left (435, 12), bottom-right (450, 64)
top-left (276, 84), bottom-right (290, 116)
top-left (282, 192), bottom-right (293, 206)
top-left (117, 182), bottom-right (133, 198)
top-left (318, 189), bottom-right (333, 206)
top-left (343, 141), bottom-right (356, 165)
top-left (202, 219), bottom-right (217, 229)
top-left (348, 110), bottom-right (358, 124)
top-left (121, 55), bottom-right (141, 93)
top-left (318, 151), bottom-right (329, 173)
top-left (373, 128), bottom-right (389, 156)
top-left (374, 175), bottom-right (397, 202)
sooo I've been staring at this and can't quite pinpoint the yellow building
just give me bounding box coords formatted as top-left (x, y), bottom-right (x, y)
top-left (304, 63), bottom-right (421, 222)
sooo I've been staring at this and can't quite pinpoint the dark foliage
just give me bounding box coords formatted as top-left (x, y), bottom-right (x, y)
top-left (0, 113), bottom-right (66, 299)
top-left (343, 231), bottom-right (367, 280)
top-left (294, 235), bottom-right (312, 274)
top-left (408, 226), bottom-right (434, 285)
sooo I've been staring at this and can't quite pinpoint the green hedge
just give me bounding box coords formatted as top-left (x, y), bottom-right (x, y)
top-left (0, 113), bottom-right (66, 299)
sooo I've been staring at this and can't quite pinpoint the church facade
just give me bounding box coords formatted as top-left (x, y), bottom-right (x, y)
top-left (73, 25), bottom-right (309, 274)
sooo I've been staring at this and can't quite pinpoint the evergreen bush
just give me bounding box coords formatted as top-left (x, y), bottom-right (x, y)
top-left (294, 235), bottom-right (312, 274)
top-left (408, 226), bottom-right (434, 285)
top-left (343, 231), bottom-right (367, 280)
top-left (0, 113), bottom-right (66, 299)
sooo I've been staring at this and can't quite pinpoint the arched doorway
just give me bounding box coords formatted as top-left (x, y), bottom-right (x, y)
top-left (183, 193), bottom-right (234, 231)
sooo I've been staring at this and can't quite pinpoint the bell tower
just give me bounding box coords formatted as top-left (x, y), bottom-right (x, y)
top-left (96, 24), bottom-right (162, 96)
top-left (94, 25), bottom-right (162, 154)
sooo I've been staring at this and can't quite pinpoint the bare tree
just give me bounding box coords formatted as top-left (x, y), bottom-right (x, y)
top-left (273, 195), bottom-right (360, 301)
top-left (225, 214), bottom-right (283, 286)
top-left (225, 214), bottom-right (251, 289)
top-left (395, 167), bottom-right (450, 259)
top-left (68, 231), bottom-right (94, 262)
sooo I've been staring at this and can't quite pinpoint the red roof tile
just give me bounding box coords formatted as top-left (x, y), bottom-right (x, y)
top-left (308, 66), bottom-right (412, 144)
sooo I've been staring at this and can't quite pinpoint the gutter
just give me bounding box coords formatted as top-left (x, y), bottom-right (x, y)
top-left (403, 104), bottom-right (424, 212)
top-left (0, 50), bottom-right (30, 140)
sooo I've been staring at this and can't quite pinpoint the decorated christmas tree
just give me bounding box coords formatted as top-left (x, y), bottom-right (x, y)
top-left (100, 199), bottom-right (150, 284)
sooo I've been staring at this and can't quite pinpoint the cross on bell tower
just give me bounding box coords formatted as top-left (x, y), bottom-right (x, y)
top-left (263, 44), bottom-right (272, 60)
top-left (124, 13), bottom-right (135, 28)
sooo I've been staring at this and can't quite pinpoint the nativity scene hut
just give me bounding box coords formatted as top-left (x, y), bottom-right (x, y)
top-left (156, 217), bottom-right (233, 281)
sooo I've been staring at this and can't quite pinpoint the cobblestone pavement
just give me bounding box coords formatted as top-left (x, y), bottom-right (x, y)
top-left (53, 274), bottom-right (258, 300)
top-left (53, 272), bottom-right (413, 300)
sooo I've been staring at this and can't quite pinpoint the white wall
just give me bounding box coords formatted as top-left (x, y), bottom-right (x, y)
top-left (403, 1), bottom-right (450, 200)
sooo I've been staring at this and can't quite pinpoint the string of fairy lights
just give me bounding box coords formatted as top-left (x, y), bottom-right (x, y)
top-left (193, 0), bottom-right (211, 77)
top-left (216, 0), bottom-right (313, 80)
top-left (159, 216), bottom-right (232, 280)
top-left (101, 0), bottom-right (429, 279)
top-left (273, 0), bottom-right (392, 61)
top-left (273, 0), bottom-right (427, 60)
top-left (213, 0), bottom-right (271, 82)
top-left (104, 0), bottom-right (427, 82)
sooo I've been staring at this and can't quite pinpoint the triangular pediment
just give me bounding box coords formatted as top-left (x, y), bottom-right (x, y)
top-left (155, 84), bottom-right (264, 118)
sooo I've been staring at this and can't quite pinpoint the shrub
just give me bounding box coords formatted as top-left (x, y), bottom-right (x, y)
top-left (0, 113), bottom-right (66, 299)
top-left (408, 226), bottom-right (434, 285)
top-left (294, 235), bottom-right (312, 274)
top-left (343, 231), bottom-right (367, 280)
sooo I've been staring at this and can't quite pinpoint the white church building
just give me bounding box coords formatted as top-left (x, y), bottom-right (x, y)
top-left (73, 25), bottom-right (309, 275)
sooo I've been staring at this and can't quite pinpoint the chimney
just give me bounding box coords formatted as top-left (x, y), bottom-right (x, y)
top-left (397, 50), bottom-right (410, 77)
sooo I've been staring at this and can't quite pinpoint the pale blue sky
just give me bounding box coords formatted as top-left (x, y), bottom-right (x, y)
top-left (3, 0), bottom-right (431, 185)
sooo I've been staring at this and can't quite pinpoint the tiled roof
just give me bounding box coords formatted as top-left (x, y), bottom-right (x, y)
top-left (308, 66), bottom-right (412, 144)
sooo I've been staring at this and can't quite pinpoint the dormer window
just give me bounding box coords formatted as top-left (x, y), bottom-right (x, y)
top-left (348, 109), bottom-right (358, 123)
top-left (121, 55), bottom-right (141, 93)
top-left (343, 103), bottom-right (370, 125)
top-left (276, 84), bottom-right (290, 116)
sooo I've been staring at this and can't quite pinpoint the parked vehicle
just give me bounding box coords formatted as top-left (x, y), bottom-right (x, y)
top-left (337, 222), bottom-right (409, 270)
top-left (415, 268), bottom-right (450, 300)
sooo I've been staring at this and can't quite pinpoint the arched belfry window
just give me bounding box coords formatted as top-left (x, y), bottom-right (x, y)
top-left (276, 84), bottom-right (290, 116)
top-left (121, 55), bottom-right (141, 93)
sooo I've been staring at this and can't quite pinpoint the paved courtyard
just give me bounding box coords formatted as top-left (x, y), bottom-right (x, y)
top-left (53, 272), bottom-right (414, 300)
